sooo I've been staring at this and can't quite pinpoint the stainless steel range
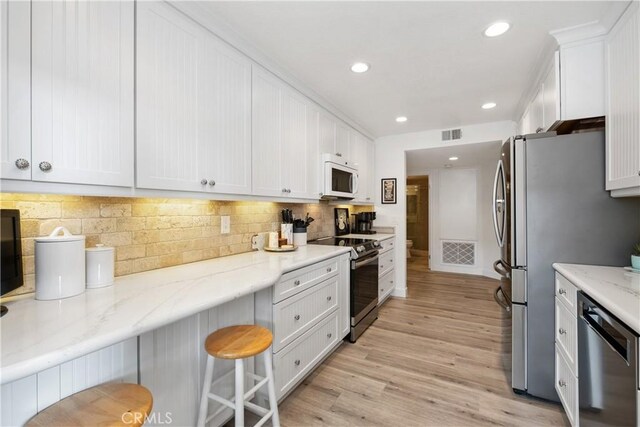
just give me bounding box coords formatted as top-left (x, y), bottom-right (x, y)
top-left (311, 237), bottom-right (380, 342)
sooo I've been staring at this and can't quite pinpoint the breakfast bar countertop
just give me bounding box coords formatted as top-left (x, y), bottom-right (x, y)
top-left (0, 245), bottom-right (351, 385)
top-left (552, 263), bottom-right (640, 334)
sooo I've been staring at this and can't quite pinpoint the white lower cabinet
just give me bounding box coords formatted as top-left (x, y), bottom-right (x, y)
top-left (378, 237), bottom-right (396, 304)
top-left (255, 253), bottom-right (350, 400)
top-left (0, 338), bottom-right (138, 426)
top-left (554, 272), bottom-right (579, 427)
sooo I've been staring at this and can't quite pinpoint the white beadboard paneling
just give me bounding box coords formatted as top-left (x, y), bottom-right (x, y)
top-left (282, 89), bottom-right (309, 198)
top-left (0, 0), bottom-right (31, 180)
top-left (0, 338), bottom-right (137, 426)
top-left (555, 346), bottom-right (578, 427)
top-left (317, 110), bottom-right (337, 156)
top-left (274, 257), bottom-right (338, 304)
top-left (606, 2), bottom-right (640, 191)
top-left (338, 254), bottom-right (350, 338)
top-left (31, 0), bottom-right (134, 186)
top-left (272, 276), bottom-right (339, 352)
top-left (335, 123), bottom-right (350, 158)
top-left (555, 298), bottom-right (578, 376)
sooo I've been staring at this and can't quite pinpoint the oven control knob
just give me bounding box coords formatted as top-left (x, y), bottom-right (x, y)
top-left (356, 246), bottom-right (365, 253)
top-left (373, 241), bottom-right (380, 247)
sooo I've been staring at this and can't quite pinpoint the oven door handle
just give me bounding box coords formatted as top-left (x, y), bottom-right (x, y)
top-left (353, 255), bottom-right (379, 269)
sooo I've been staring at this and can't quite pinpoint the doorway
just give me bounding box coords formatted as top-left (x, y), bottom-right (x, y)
top-left (406, 175), bottom-right (429, 271)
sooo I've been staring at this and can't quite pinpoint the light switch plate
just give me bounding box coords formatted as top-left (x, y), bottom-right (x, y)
top-left (221, 216), bottom-right (230, 234)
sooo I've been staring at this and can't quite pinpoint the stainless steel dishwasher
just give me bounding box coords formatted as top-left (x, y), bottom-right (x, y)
top-left (578, 292), bottom-right (638, 426)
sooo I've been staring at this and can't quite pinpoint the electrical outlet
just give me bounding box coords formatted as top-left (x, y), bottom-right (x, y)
top-left (221, 216), bottom-right (230, 234)
top-left (251, 233), bottom-right (266, 251)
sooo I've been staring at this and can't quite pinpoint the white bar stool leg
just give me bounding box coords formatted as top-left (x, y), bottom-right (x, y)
top-left (263, 349), bottom-right (280, 427)
top-left (197, 355), bottom-right (215, 427)
top-left (235, 358), bottom-right (245, 427)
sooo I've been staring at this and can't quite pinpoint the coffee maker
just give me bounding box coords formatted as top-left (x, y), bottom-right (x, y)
top-left (353, 212), bottom-right (376, 234)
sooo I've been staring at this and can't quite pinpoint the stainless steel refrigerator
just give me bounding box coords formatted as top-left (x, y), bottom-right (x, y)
top-left (491, 130), bottom-right (640, 401)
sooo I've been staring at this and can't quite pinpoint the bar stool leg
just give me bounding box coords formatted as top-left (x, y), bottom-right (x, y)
top-left (197, 355), bottom-right (215, 427)
top-left (263, 349), bottom-right (280, 427)
top-left (234, 358), bottom-right (245, 427)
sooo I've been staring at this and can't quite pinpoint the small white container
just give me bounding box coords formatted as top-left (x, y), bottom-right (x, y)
top-left (35, 226), bottom-right (86, 300)
top-left (268, 232), bottom-right (279, 249)
top-left (281, 224), bottom-right (293, 245)
top-left (86, 244), bottom-right (115, 289)
top-left (293, 232), bottom-right (307, 247)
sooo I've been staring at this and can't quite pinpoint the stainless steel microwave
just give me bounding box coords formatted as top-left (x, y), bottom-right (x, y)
top-left (320, 153), bottom-right (358, 200)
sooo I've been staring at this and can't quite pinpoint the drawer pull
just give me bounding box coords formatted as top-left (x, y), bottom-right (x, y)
top-left (558, 380), bottom-right (566, 388)
top-left (558, 328), bottom-right (566, 335)
top-left (294, 314), bottom-right (300, 321)
top-left (558, 288), bottom-right (566, 295)
top-left (390, 259), bottom-right (393, 263)
top-left (390, 280), bottom-right (394, 284)
top-left (294, 359), bottom-right (301, 366)
top-left (326, 296), bottom-right (332, 302)
top-left (380, 265), bottom-right (384, 269)
top-left (381, 288), bottom-right (384, 293)
top-left (294, 280), bottom-right (301, 286)
top-left (326, 267), bottom-right (332, 273)
top-left (327, 333), bottom-right (332, 339)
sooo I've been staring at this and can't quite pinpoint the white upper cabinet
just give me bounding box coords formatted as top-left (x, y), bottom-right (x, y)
top-left (318, 111), bottom-right (337, 156)
top-left (529, 86), bottom-right (545, 134)
top-left (252, 67), bottom-right (316, 199)
top-left (542, 53), bottom-right (560, 131)
top-left (31, 0), bottom-right (134, 186)
top-left (349, 132), bottom-right (374, 203)
top-left (0, 1), bottom-right (31, 181)
top-left (136, 1), bottom-right (251, 195)
top-left (605, 2), bottom-right (640, 196)
top-left (335, 123), bottom-right (351, 159)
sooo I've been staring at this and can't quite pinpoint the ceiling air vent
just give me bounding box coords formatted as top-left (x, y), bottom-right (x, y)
top-left (441, 128), bottom-right (462, 141)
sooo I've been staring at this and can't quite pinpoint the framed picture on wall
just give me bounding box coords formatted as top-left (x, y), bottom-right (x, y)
top-left (381, 178), bottom-right (397, 204)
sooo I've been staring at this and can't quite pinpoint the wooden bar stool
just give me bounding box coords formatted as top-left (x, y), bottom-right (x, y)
top-left (197, 325), bottom-right (280, 427)
top-left (26, 383), bottom-right (153, 427)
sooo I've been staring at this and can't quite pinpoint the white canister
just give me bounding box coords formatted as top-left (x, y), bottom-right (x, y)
top-left (35, 226), bottom-right (86, 300)
top-left (86, 244), bottom-right (115, 289)
top-left (268, 232), bottom-right (279, 249)
top-left (293, 232), bottom-right (307, 247)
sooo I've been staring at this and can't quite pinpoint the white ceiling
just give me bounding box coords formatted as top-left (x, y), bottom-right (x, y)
top-left (198, 1), bottom-right (619, 137)
top-left (406, 140), bottom-right (501, 175)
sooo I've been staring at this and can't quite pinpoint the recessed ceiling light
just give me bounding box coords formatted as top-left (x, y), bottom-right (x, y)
top-left (395, 116), bottom-right (408, 123)
top-left (350, 62), bottom-right (370, 73)
top-left (449, 156), bottom-right (459, 161)
top-left (482, 102), bottom-right (497, 110)
top-left (484, 22), bottom-right (511, 37)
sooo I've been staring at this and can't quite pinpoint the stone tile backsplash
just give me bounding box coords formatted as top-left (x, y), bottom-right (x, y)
top-left (1, 193), bottom-right (370, 297)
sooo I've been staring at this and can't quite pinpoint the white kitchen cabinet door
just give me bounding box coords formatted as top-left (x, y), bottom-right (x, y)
top-left (137, 2), bottom-right (251, 195)
top-left (542, 52), bottom-right (560, 131)
top-left (318, 111), bottom-right (336, 156)
top-left (605, 2), bottom-right (640, 194)
top-left (349, 131), bottom-right (372, 203)
top-left (0, 1), bottom-right (31, 180)
top-left (335, 122), bottom-right (351, 159)
top-left (252, 68), bottom-right (284, 197)
top-left (281, 88), bottom-right (311, 198)
top-left (560, 38), bottom-right (605, 121)
top-left (31, 0), bottom-right (134, 187)
top-left (529, 87), bottom-right (544, 134)
top-left (367, 139), bottom-right (375, 203)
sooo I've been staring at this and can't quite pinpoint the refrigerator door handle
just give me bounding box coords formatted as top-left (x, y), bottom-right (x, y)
top-left (492, 160), bottom-right (506, 248)
top-left (494, 287), bottom-right (511, 312)
top-left (493, 259), bottom-right (510, 278)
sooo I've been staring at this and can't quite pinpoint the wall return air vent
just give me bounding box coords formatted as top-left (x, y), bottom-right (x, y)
top-left (442, 241), bottom-right (475, 265)
top-left (441, 128), bottom-right (462, 141)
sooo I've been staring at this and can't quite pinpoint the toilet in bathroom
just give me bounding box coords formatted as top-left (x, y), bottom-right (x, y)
top-left (406, 240), bottom-right (413, 258)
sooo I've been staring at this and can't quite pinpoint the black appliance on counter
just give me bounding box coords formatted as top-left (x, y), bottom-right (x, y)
top-left (310, 237), bottom-right (380, 342)
top-left (1, 209), bottom-right (23, 317)
top-left (353, 212), bottom-right (376, 234)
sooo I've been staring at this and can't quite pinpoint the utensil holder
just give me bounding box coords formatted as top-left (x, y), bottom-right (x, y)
top-left (281, 224), bottom-right (293, 245)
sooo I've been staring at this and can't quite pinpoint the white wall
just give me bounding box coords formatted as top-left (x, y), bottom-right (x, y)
top-left (374, 120), bottom-right (515, 296)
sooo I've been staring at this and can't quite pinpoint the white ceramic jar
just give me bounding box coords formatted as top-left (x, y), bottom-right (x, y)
top-left (86, 244), bottom-right (115, 289)
top-left (35, 226), bottom-right (86, 300)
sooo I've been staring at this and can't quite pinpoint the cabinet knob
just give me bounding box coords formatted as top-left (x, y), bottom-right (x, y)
top-left (536, 127), bottom-right (544, 133)
top-left (294, 314), bottom-right (300, 321)
top-left (558, 380), bottom-right (566, 388)
top-left (294, 280), bottom-right (301, 286)
top-left (294, 359), bottom-right (301, 366)
top-left (558, 288), bottom-right (566, 295)
top-left (381, 288), bottom-right (384, 292)
top-left (38, 161), bottom-right (52, 172)
top-left (390, 280), bottom-right (394, 284)
top-left (558, 328), bottom-right (566, 335)
top-left (335, 152), bottom-right (342, 157)
top-left (208, 180), bottom-right (216, 186)
top-left (327, 333), bottom-right (332, 339)
top-left (326, 267), bottom-right (332, 273)
top-left (15, 158), bottom-right (30, 170)
top-left (282, 188), bottom-right (288, 193)
top-left (380, 265), bottom-right (384, 269)
top-left (201, 179), bottom-right (208, 185)
top-left (366, 197), bottom-right (370, 200)
top-left (326, 296), bottom-right (332, 302)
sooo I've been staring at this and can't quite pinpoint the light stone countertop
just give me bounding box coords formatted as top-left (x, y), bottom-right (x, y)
top-left (0, 245), bottom-right (351, 385)
top-left (552, 263), bottom-right (640, 334)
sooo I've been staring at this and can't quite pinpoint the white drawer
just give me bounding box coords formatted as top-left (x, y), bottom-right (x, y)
top-left (379, 250), bottom-right (394, 277)
top-left (555, 297), bottom-right (578, 375)
top-left (555, 345), bottom-right (579, 427)
top-left (274, 310), bottom-right (339, 399)
top-left (379, 237), bottom-right (394, 254)
top-left (274, 257), bottom-right (338, 303)
top-left (379, 270), bottom-right (394, 302)
top-left (273, 276), bottom-right (338, 352)
top-left (555, 272), bottom-right (579, 313)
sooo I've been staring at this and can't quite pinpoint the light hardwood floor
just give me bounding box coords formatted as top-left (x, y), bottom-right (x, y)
top-left (272, 256), bottom-right (569, 426)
